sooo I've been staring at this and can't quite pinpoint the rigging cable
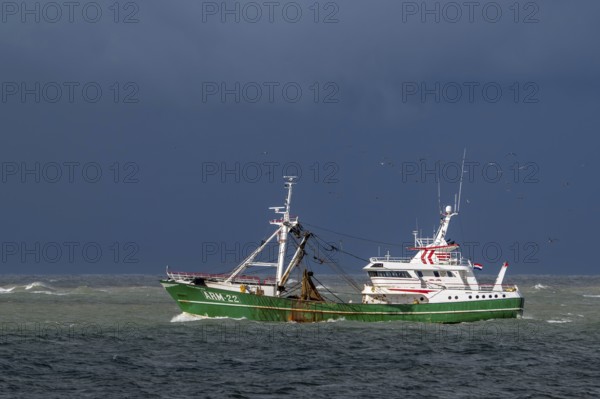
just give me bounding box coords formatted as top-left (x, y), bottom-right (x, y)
top-left (305, 236), bottom-right (362, 293)
top-left (311, 233), bottom-right (368, 263)
top-left (311, 274), bottom-right (345, 303)
top-left (302, 222), bottom-right (405, 248)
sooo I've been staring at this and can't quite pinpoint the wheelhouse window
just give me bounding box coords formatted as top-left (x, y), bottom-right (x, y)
top-left (368, 271), bottom-right (412, 278)
top-left (371, 263), bottom-right (384, 268)
top-left (433, 271), bottom-right (440, 278)
top-left (416, 271), bottom-right (424, 278)
top-left (447, 271), bottom-right (454, 277)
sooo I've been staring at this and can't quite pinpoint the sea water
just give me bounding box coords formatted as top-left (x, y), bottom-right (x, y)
top-left (1, 274), bottom-right (599, 398)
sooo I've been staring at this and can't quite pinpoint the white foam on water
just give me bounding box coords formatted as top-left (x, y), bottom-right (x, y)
top-left (583, 294), bottom-right (600, 298)
top-left (31, 291), bottom-right (69, 296)
top-left (0, 287), bottom-right (15, 294)
top-left (170, 313), bottom-right (248, 322)
top-left (547, 319), bottom-right (572, 324)
top-left (534, 284), bottom-right (549, 290)
top-left (170, 312), bottom-right (209, 323)
top-left (325, 317), bottom-right (346, 323)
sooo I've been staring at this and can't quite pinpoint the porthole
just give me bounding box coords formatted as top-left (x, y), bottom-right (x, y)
top-left (476, 295), bottom-right (479, 299)
top-left (454, 296), bottom-right (458, 299)
top-left (469, 295), bottom-right (472, 299)
top-left (494, 294), bottom-right (498, 298)
top-left (420, 297), bottom-right (424, 301)
top-left (502, 294), bottom-right (506, 298)
top-left (448, 296), bottom-right (452, 300)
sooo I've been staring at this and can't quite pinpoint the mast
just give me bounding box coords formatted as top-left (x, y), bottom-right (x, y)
top-left (433, 205), bottom-right (456, 244)
top-left (270, 176), bottom-right (298, 296)
top-left (457, 148), bottom-right (466, 213)
top-left (433, 150), bottom-right (467, 245)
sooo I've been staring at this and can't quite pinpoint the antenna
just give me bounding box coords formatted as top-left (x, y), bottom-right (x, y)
top-left (457, 148), bottom-right (466, 213)
top-left (454, 194), bottom-right (457, 214)
top-left (282, 176), bottom-right (297, 219)
top-left (437, 180), bottom-right (441, 215)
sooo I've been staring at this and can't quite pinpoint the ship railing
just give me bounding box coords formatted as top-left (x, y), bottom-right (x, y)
top-left (478, 284), bottom-right (519, 292)
top-left (415, 237), bottom-right (435, 246)
top-left (369, 253), bottom-right (471, 266)
top-left (370, 256), bottom-right (412, 263)
top-left (442, 252), bottom-right (471, 266)
top-left (167, 271), bottom-right (273, 285)
top-left (364, 281), bottom-right (519, 293)
top-left (426, 283), bottom-right (519, 292)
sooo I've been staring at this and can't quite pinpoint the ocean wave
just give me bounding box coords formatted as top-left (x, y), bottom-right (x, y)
top-left (25, 282), bottom-right (55, 291)
top-left (534, 284), bottom-right (549, 290)
top-left (546, 319), bottom-right (572, 324)
top-left (566, 313), bottom-right (584, 317)
top-left (583, 294), bottom-right (600, 298)
top-left (0, 287), bottom-right (16, 294)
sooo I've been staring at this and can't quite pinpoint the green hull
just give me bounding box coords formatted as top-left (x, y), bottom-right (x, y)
top-left (161, 281), bottom-right (524, 323)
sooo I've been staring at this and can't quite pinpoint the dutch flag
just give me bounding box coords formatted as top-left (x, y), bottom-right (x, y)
top-left (473, 263), bottom-right (483, 270)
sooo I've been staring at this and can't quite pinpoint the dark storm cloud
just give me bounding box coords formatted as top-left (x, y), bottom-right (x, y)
top-left (0, 0), bottom-right (598, 274)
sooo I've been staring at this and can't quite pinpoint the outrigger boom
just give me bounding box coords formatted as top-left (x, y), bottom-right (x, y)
top-left (225, 176), bottom-right (300, 295)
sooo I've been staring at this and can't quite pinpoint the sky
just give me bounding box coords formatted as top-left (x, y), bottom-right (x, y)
top-left (0, 0), bottom-right (598, 275)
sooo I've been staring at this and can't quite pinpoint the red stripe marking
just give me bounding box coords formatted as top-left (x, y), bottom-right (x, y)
top-left (408, 244), bottom-right (459, 250)
top-left (389, 288), bottom-right (435, 294)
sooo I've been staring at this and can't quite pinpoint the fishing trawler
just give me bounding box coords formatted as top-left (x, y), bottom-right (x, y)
top-left (161, 177), bottom-right (524, 323)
